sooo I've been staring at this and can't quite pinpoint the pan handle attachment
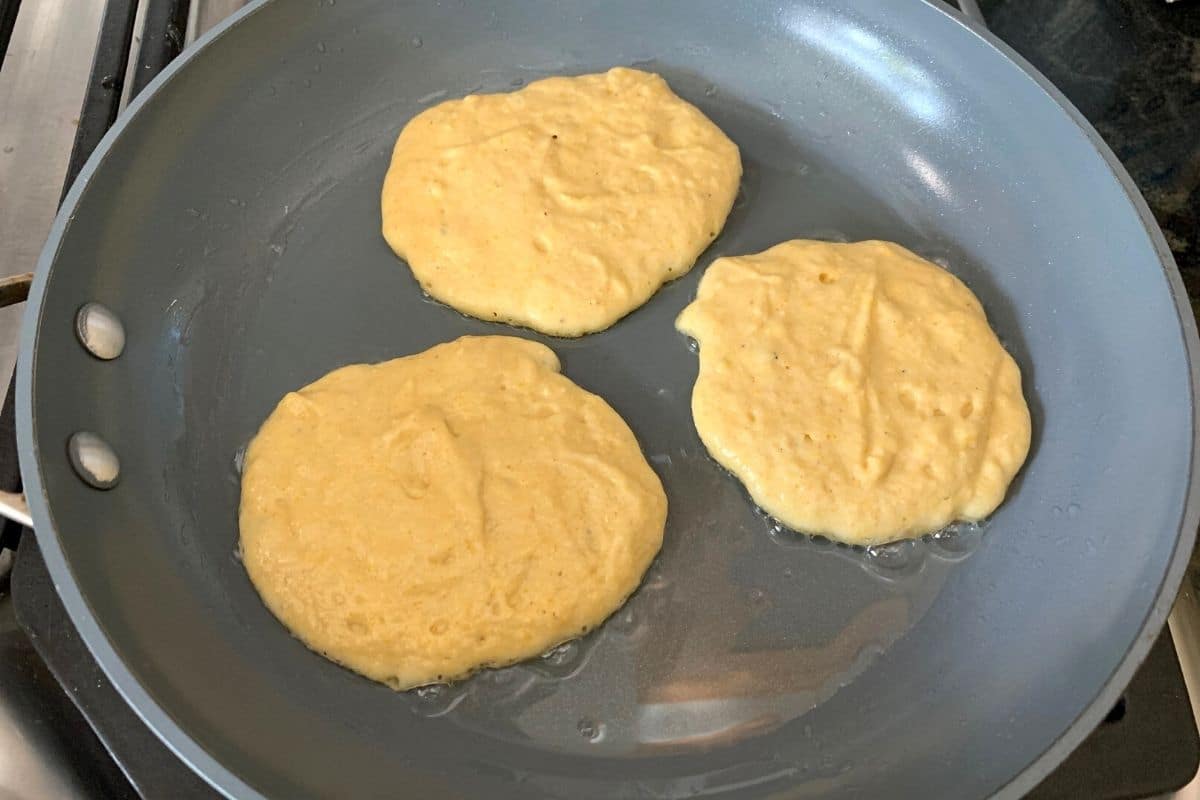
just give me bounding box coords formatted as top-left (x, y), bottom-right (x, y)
top-left (0, 273), bottom-right (33, 529)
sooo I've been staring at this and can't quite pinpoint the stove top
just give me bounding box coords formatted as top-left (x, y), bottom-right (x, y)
top-left (0, 0), bottom-right (1198, 797)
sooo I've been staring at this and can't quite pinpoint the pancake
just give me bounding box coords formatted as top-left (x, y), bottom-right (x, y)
top-left (676, 239), bottom-right (1031, 545)
top-left (381, 67), bottom-right (742, 336)
top-left (239, 335), bottom-right (666, 688)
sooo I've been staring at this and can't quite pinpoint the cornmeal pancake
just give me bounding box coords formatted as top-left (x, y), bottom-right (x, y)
top-left (239, 336), bottom-right (667, 688)
top-left (381, 67), bottom-right (742, 336)
top-left (676, 240), bottom-right (1031, 545)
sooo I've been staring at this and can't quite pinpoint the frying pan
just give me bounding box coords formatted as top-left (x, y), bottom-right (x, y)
top-left (4, 0), bottom-right (1198, 797)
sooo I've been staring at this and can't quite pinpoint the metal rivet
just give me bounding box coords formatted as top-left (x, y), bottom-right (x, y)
top-left (68, 432), bottom-right (120, 490)
top-left (75, 303), bottom-right (125, 360)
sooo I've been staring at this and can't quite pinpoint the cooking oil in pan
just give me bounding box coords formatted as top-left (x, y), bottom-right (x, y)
top-left (390, 507), bottom-right (969, 757)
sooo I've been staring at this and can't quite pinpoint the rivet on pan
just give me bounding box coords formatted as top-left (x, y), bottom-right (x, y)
top-left (75, 302), bottom-right (126, 360)
top-left (68, 432), bottom-right (121, 490)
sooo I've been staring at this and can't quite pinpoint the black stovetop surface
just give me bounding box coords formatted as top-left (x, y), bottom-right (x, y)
top-left (3, 0), bottom-right (1200, 798)
top-left (981, 0), bottom-right (1200, 303)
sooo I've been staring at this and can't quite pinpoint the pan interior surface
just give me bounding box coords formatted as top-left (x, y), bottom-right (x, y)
top-left (23, 1), bottom-right (1195, 798)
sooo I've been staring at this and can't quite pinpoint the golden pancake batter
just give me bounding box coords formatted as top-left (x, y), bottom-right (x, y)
top-left (381, 67), bottom-right (741, 336)
top-left (239, 336), bottom-right (666, 689)
top-left (677, 240), bottom-right (1031, 545)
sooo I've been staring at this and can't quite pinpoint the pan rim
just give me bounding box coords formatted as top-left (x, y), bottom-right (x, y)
top-left (934, 9), bottom-right (1200, 799)
top-left (15, 1), bottom-right (1200, 798)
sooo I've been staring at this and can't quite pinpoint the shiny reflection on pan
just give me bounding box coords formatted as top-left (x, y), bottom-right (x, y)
top-left (783, 8), bottom-right (949, 126)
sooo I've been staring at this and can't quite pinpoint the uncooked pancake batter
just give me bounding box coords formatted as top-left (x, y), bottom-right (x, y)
top-left (239, 336), bottom-right (666, 688)
top-left (381, 67), bottom-right (742, 336)
top-left (676, 240), bottom-right (1031, 545)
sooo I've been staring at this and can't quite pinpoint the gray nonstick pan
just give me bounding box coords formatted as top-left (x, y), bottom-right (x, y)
top-left (5, 0), bottom-right (1198, 797)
